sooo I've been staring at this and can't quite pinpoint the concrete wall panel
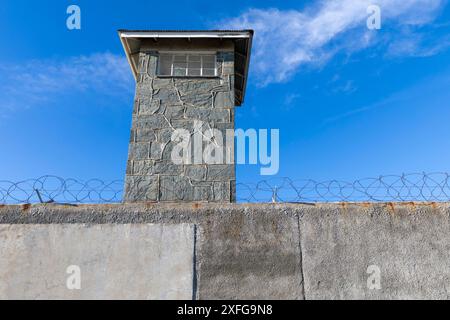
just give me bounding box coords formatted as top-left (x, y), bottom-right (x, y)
top-left (196, 211), bottom-right (303, 300)
top-left (0, 223), bottom-right (194, 299)
top-left (299, 204), bottom-right (450, 299)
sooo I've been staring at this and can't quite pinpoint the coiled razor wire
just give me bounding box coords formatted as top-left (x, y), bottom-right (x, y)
top-left (1, 172), bottom-right (450, 204)
top-left (237, 172), bottom-right (450, 203)
top-left (0, 176), bottom-right (123, 204)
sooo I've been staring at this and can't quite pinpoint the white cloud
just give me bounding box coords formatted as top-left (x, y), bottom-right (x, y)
top-left (332, 79), bottom-right (357, 94)
top-left (386, 32), bottom-right (450, 57)
top-left (0, 52), bottom-right (134, 111)
top-left (322, 67), bottom-right (450, 125)
top-left (220, 0), bottom-right (446, 85)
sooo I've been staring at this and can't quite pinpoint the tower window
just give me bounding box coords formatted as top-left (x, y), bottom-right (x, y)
top-left (158, 53), bottom-right (217, 77)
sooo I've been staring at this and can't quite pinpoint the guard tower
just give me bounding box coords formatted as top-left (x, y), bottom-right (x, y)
top-left (119, 30), bottom-right (253, 202)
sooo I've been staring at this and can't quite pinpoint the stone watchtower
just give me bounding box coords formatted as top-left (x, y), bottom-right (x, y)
top-left (119, 30), bottom-right (253, 202)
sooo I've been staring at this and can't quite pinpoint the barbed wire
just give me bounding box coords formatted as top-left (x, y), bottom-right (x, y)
top-left (237, 172), bottom-right (450, 203)
top-left (0, 176), bottom-right (123, 204)
top-left (1, 173), bottom-right (450, 204)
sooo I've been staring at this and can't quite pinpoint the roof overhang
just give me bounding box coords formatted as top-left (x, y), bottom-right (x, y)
top-left (118, 30), bottom-right (253, 106)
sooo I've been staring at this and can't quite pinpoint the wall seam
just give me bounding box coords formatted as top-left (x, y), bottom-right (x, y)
top-left (297, 212), bottom-right (306, 300)
top-left (192, 224), bottom-right (198, 300)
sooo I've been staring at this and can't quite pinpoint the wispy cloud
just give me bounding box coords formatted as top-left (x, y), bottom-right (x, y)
top-left (386, 30), bottom-right (450, 57)
top-left (332, 80), bottom-right (358, 94)
top-left (0, 52), bottom-right (134, 111)
top-left (284, 93), bottom-right (302, 106)
top-left (220, 0), bottom-right (447, 85)
top-left (322, 68), bottom-right (450, 125)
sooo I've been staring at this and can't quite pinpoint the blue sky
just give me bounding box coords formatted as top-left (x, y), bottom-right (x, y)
top-left (1, 0), bottom-right (450, 184)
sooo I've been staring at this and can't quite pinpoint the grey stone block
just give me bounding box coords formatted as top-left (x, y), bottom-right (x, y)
top-left (214, 91), bottom-right (234, 109)
top-left (134, 114), bottom-right (168, 130)
top-left (135, 129), bottom-right (156, 143)
top-left (157, 128), bottom-right (175, 144)
top-left (175, 79), bottom-right (221, 94)
top-left (185, 107), bottom-right (211, 122)
top-left (207, 165), bottom-right (235, 181)
top-left (213, 122), bottom-right (235, 131)
top-left (128, 143), bottom-right (149, 160)
top-left (185, 165), bottom-right (207, 181)
top-left (124, 175), bottom-right (159, 201)
top-left (194, 185), bottom-right (213, 201)
top-left (152, 78), bottom-right (172, 89)
top-left (164, 106), bottom-right (185, 119)
top-left (132, 160), bottom-right (154, 175)
top-left (149, 142), bottom-right (164, 160)
top-left (181, 92), bottom-right (212, 108)
top-left (161, 142), bottom-right (176, 161)
top-left (213, 181), bottom-right (231, 202)
top-left (153, 161), bottom-right (183, 175)
top-left (139, 99), bottom-right (164, 115)
top-left (170, 119), bottom-right (197, 133)
top-left (159, 176), bottom-right (194, 201)
top-left (184, 107), bottom-right (229, 124)
top-left (209, 108), bottom-right (230, 122)
top-left (154, 89), bottom-right (183, 106)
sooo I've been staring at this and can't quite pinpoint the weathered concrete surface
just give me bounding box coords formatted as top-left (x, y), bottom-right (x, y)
top-left (300, 203), bottom-right (450, 299)
top-left (1, 202), bottom-right (450, 299)
top-left (0, 223), bottom-right (194, 299)
top-left (196, 209), bottom-right (303, 299)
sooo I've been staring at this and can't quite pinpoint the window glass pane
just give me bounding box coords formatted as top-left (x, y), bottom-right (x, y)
top-left (187, 55), bottom-right (201, 74)
top-left (202, 68), bottom-right (215, 76)
top-left (188, 68), bottom-right (201, 76)
top-left (173, 62), bottom-right (187, 69)
top-left (202, 55), bottom-right (216, 76)
top-left (203, 62), bottom-right (216, 69)
top-left (202, 55), bottom-right (215, 64)
top-left (188, 61), bottom-right (201, 69)
top-left (158, 53), bottom-right (216, 77)
top-left (173, 68), bottom-right (186, 76)
top-left (159, 54), bottom-right (172, 75)
top-left (173, 54), bottom-right (186, 74)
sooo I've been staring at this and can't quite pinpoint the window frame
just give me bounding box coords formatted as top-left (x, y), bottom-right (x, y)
top-left (157, 51), bottom-right (218, 77)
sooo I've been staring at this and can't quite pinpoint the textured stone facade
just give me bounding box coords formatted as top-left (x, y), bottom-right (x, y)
top-left (124, 49), bottom-right (235, 202)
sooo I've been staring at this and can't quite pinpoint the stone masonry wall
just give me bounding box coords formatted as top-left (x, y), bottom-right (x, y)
top-left (124, 50), bottom-right (235, 202)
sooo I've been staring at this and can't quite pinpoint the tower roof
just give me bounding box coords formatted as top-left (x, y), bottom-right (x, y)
top-left (118, 30), bottom-right (253, 106)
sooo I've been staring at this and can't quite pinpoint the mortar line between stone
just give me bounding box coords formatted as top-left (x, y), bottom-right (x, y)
top-left (192, 224), bottom-right (198, 300)
top-left (297, 213), bottom-right (306, 300)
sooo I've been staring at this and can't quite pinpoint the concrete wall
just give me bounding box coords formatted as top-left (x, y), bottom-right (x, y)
top-left (124, 39), bottom-right (236, 202)
top-left (0, 223), bottom-right (194, 299)
top-left (1, 202), bottom-right (450, 299)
